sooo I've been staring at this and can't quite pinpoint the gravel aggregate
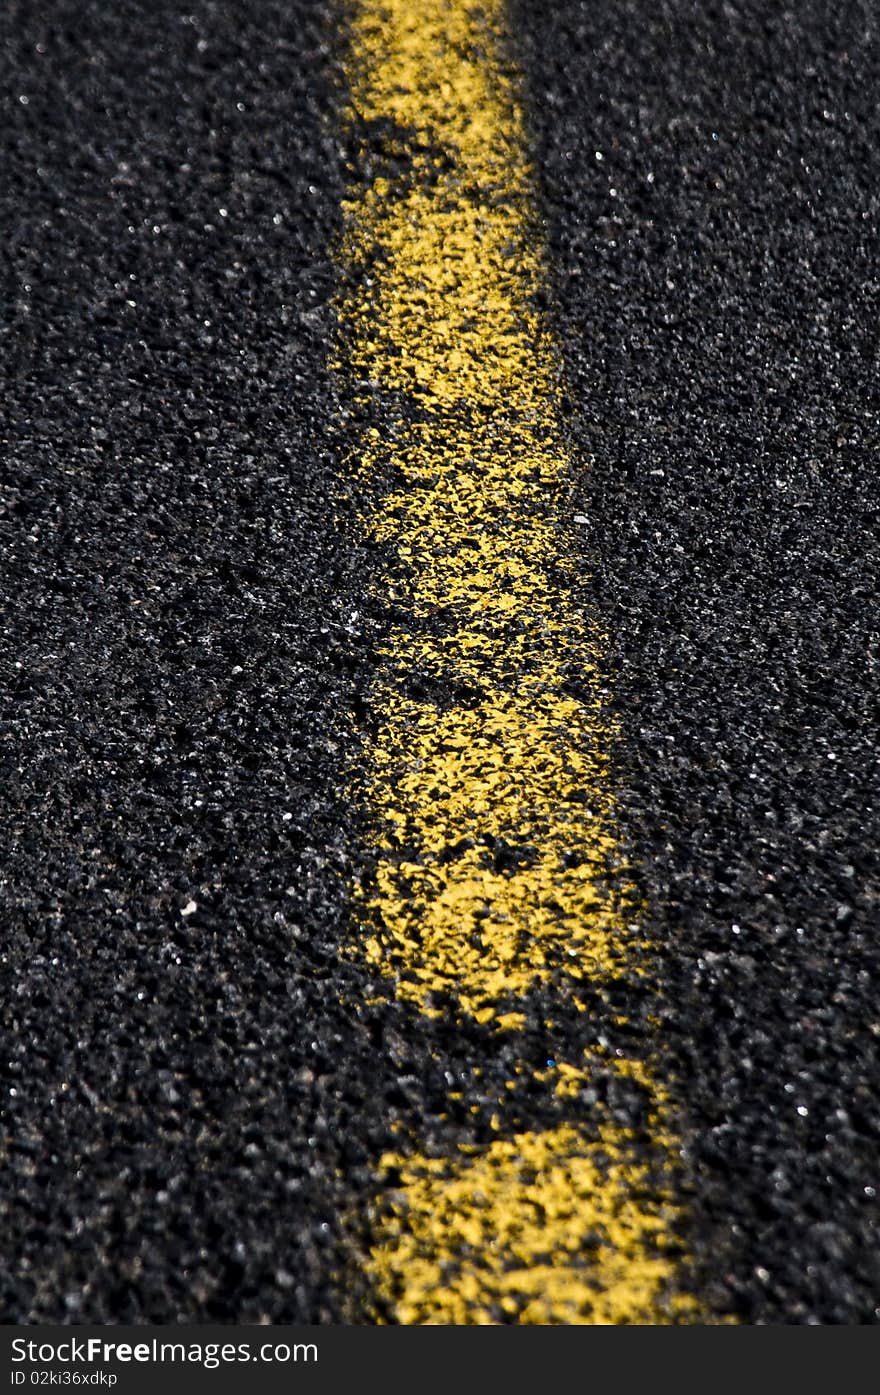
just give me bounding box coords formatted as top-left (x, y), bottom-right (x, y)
top-left (2, 0), bottom-right (878, 1324)
top-left (511, 0), bottom-right (880, 1323)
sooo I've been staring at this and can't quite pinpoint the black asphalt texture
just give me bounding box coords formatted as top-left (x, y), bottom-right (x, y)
top-left (2, 0), bottom-right (878, 1324)
top-left (512, 0), bottom-right (880, 1322)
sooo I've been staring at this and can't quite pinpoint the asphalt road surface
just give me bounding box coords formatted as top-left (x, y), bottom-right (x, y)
top-left (2, 0), bottom-right (878, 1323)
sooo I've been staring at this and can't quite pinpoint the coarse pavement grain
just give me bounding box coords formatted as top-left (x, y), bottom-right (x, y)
top-left (2, 0), bottom-right (878, 1324)
top-left (510, 0), bottom-right (880, 1323)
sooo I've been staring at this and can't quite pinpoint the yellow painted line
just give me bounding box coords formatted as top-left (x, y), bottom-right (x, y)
top-left (335, 0), bottom-right (704, 1324)
top-left (372, 1121), bottom-right (677, 1325)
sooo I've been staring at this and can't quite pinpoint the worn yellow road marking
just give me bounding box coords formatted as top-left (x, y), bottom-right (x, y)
top-left (336, 0), bottom-right (700, 1324)
top-left (371, 1120), bottom-right (678, 1326)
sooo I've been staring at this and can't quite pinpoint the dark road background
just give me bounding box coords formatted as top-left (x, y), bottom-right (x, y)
top-left (511, 0), bottom-right (880, 1320)
top-left (2, 0), bottom-right (878, 1322)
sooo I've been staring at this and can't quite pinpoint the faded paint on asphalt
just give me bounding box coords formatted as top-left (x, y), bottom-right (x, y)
top-left (335, 0), bottom-right (702, 1323)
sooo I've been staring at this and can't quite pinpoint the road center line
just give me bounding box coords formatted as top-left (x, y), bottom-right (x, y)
top-left (335, 0), bottom-right (701, 1324)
